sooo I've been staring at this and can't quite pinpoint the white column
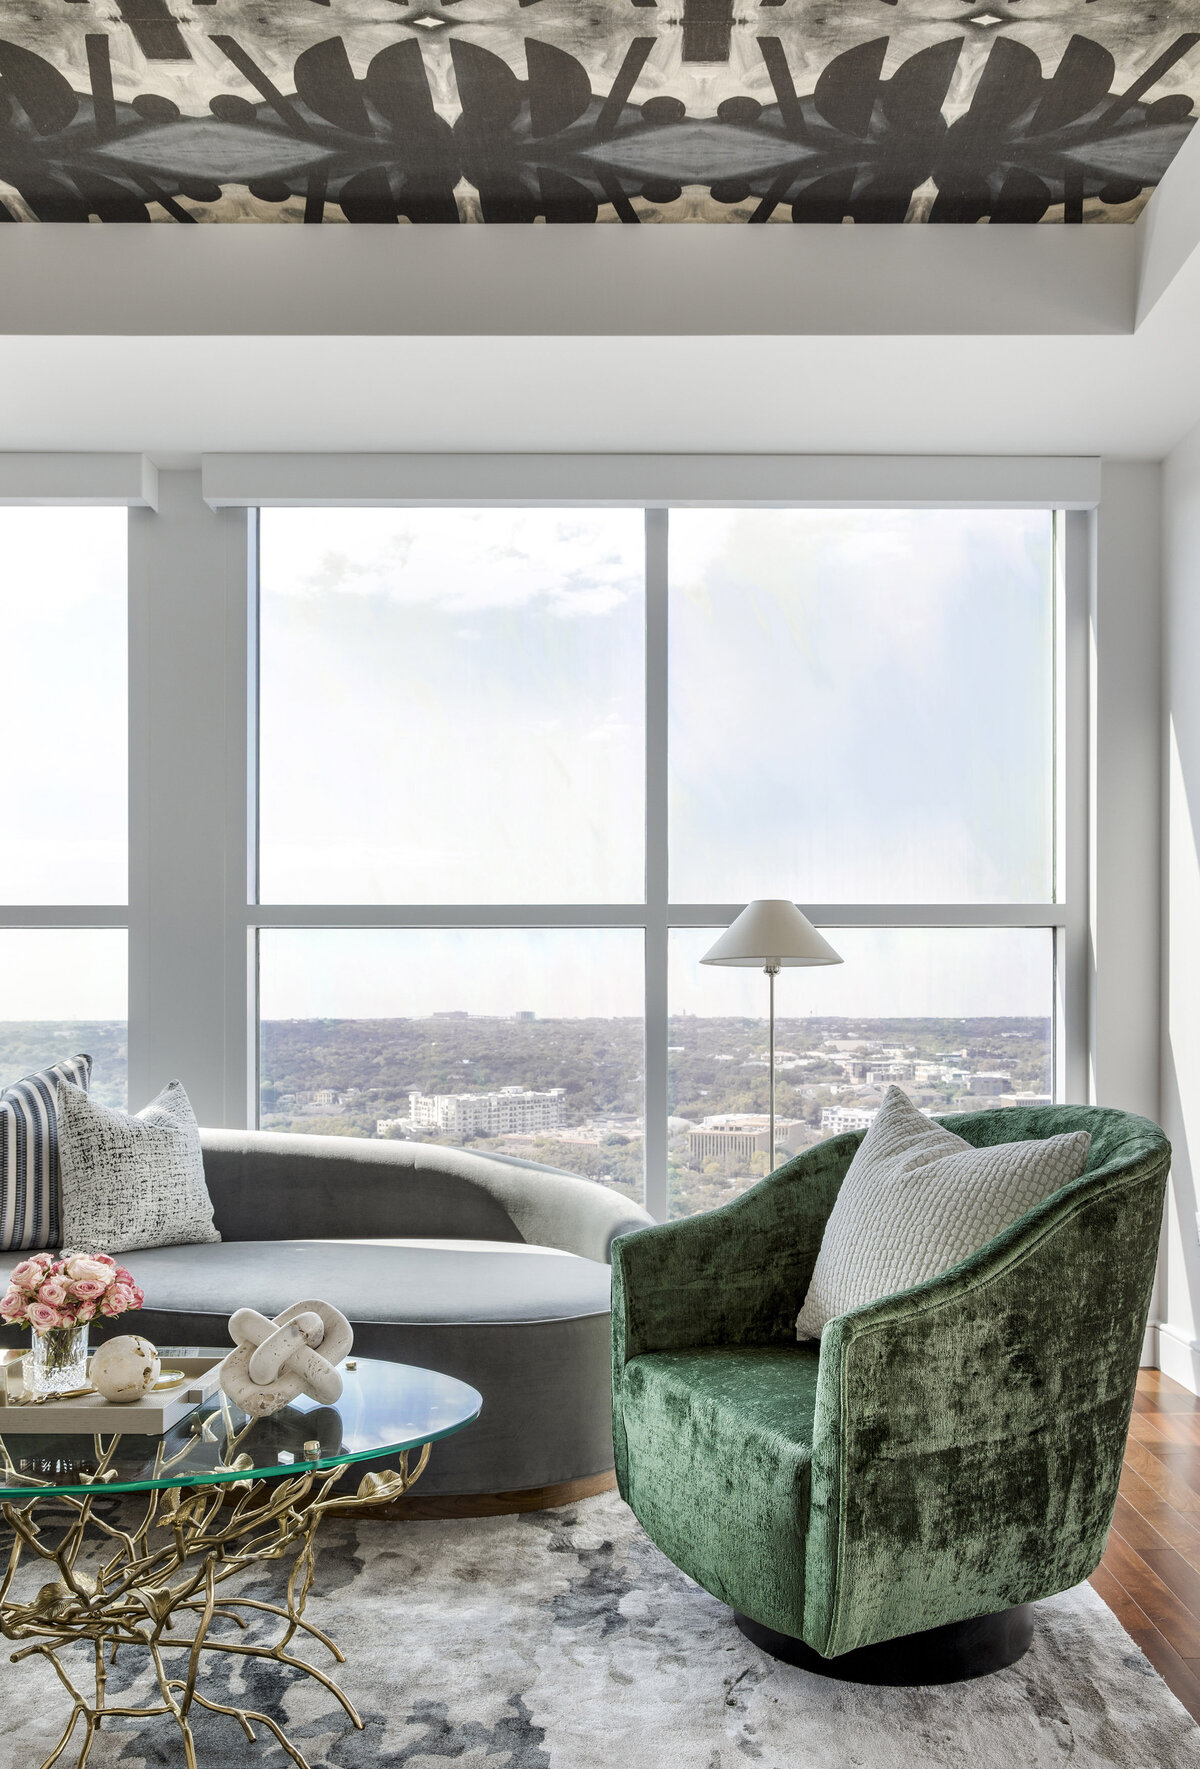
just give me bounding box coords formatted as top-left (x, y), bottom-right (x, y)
top-left (127, 471), bottom-right (251, 1128)
top-left (1091, 462), bottom-right (1163, 1118)
top-left (1161, 426), bottom-right (1200, 1390)
top-left (1090, 462), bottom-right (1164, 1370)
top-left (643, 509), bottom-right (669, 1221)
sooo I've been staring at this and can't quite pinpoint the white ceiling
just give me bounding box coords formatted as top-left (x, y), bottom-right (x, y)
top-left (6, 129), bottom-right (1200, 462)
top-left (7, 329), bottom-right (1197, 461)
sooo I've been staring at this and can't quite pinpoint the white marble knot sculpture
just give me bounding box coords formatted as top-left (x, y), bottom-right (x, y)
top-left (218, 1299), bottom-right (353, 1419)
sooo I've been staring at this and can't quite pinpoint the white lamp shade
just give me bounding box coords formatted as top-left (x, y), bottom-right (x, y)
top-left (701, 900), bottom-right (843, 968)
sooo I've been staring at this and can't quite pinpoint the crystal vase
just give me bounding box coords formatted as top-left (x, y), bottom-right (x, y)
top-left (26, 1323), bottom-right (89, 1396)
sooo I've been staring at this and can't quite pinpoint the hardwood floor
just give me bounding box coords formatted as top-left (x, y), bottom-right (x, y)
top-left (1093, 1368), bottom-right (1200, 1720)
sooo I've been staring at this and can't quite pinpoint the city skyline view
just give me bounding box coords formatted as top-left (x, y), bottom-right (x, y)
top-left (0, 993), bottom-right (1053, 1220)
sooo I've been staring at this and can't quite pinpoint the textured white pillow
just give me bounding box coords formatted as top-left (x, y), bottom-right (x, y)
top-left (57, 1079), bottom-right (220, 1255)
top-left (795, 1086), bottom-right (1089, 1341)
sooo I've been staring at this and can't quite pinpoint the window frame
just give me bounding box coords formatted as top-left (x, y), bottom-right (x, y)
top-left (245, 500), bottom-right (1084, 1221)
top-left (0, 457), bottom-right (1090, 1225)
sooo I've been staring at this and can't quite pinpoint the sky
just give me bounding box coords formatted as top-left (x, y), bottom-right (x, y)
top-left (669, 508), bottom-right (1054, 903)
top-left (258, 926), bottom-right (1052, 1021)
top-left (0, 509), bottom-right (126, 905)
top-left (0, 930), bottom-right (127, 1019)
top-left (0, 924), bottom-right (1052, 1026)
top-left (257, 508), bottom-right (646, 905)
top-left (257, 506), bottom-right (1054, 910)
top-left (1, 505), bottom-right (1055, 1033)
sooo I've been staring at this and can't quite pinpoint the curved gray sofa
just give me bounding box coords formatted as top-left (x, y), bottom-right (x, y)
top-left (2, 1130), bottom-right (653, 1498)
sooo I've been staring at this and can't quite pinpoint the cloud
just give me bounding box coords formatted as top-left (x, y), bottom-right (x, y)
top-left (261, 508), bottom-right (643, 618)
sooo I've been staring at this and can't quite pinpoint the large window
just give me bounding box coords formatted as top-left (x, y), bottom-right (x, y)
top-left (668, 510), bottom-right (1054, 904)
top-left (0, 509), bottom-right (128, 1107)
top-left (255, 505), bottom-right (1064, 1218)
top-left (258, 928), bottom-right (645, 1205)
top-left (258, 509), bottom-right (645, 905)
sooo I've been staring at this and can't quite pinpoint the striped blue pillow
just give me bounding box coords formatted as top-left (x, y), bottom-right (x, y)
top-left (0, 1055), bottom-right (92, 1251)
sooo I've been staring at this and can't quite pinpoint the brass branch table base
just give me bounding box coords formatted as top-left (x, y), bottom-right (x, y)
top-left (0, 1443), bottom-right (431, 1769)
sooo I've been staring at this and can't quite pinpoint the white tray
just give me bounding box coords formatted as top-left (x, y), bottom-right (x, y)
top-left (0, 1353), bottom-right (223, 1436)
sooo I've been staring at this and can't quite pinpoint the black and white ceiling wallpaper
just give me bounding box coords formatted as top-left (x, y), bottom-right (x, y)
top-left (2, 2), bottom-right (1199, 224)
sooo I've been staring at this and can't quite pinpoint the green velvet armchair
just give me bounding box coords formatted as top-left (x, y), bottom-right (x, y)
top-left (611, 1106), bottom-right (1169, 1676)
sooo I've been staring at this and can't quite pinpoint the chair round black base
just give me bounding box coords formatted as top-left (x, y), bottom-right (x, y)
top-left (734, 1604), bottom-right (1034, 1686)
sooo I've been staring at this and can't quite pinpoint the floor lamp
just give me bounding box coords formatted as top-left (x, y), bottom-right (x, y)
top-left (701, 900), bottom-right (843, 1169)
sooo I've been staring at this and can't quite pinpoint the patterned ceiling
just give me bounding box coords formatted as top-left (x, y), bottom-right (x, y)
top-left (2, 3), bottom-right (1199, 224)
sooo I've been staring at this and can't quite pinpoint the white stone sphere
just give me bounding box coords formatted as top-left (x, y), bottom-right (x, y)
top-left (91, 1335), bottom-right (160, 1403)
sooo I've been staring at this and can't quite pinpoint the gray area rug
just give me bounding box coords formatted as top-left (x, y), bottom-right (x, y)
top-left (2, 1491), bottom-right (1199, 1768)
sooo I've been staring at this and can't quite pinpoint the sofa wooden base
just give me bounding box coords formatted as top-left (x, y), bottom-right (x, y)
top-left (734, 1603), bottom-right (1035, 1685)
top-left (325, 1467), bottom-right (618, 1520)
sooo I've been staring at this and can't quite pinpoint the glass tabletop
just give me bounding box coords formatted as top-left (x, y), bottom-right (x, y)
top-left (0, 1353), bottom-right (481, 1499)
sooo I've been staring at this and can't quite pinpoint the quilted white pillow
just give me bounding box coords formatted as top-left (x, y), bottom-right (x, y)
top-left (795, 1086), bottom-right (1089, 1341)
top-left (57, 1079), bottom-right (220, 1256)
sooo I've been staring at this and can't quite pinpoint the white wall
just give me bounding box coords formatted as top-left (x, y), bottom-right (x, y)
top-left (1160, 425), bottom-right (1200, 1388)
top-left (1093, 464), bottom-right (1164, 1120)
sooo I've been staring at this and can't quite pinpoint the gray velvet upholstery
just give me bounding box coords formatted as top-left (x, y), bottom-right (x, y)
top-left (199, 1129), bottom-right (650, 1264)
top-left (119, 1239), bottom-right (612, 1326)
top-left (1, 1129), bottom-right (652, 1497)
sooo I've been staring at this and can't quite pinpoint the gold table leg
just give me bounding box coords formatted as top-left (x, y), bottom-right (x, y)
top-left (0, 1442), bottom-right (432, 1769)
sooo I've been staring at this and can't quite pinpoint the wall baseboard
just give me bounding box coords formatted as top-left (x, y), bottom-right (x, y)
top-left (1153, 1321), bottom-right (1200, 1394)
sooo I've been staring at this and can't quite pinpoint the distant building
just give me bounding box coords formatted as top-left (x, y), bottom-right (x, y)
top-left (968, 1073), bottom-right (1012, 1096)
top-left (991, 1092), bottom-right (1053, 1109)
top-left (407, 1085), bottom-right (566, 1136)
top-left (820, 1106), bottom-right (879, 1134)
top-left (687, 1115), bottom-right (805, 1165)
top-left (513, 1011), bottom-right (536, 1022)
top-left (866, 1061), bottom-right (915, 1085)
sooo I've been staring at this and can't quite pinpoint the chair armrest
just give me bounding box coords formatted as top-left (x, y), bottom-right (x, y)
top-left (803, 1140), bottom-right (1170, 1658)
top-left (611, 1134), bottom-right (852, 1369)
top-left (461, 1160), bottom-right (654, 1264)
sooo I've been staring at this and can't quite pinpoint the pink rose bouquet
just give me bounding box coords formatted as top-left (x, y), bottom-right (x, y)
top-left (0, 1251), bottom-right (144, 1333)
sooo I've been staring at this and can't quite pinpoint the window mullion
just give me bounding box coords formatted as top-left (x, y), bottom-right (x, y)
top-left (1062, 506), bottom-right (1090, 1103)
top-left (644, 508), bottom-right (670, 1220)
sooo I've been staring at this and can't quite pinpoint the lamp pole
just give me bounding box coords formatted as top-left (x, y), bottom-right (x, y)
top-left (700, 902), bottom-right (842, 1183)
top-left (766, 960), bottom-right (779, 1167)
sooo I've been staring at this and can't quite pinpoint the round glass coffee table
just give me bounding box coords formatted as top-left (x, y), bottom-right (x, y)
top-left (0, 1355), bottom-right (481, 1769)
